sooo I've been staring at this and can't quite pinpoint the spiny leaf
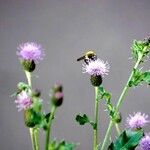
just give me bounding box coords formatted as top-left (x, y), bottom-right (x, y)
top-left (76, 114), bottom-right (89, 125)
top-left (131, 39), bottom-right (150, 63)
top-left (129, 69), bottom-right (150, 87)
top-left (75, 114), bottom-right (96, 129)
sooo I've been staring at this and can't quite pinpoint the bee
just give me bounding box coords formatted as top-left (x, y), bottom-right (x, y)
top-left (77, 50), bottom-right (97, 64)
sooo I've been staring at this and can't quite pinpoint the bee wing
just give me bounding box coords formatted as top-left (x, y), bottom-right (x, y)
top-left (77, 55), bottom-right (85, 61)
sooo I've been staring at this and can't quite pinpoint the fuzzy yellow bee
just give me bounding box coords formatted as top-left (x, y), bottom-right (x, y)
top-left (77, 50), bottom-right (97, 64)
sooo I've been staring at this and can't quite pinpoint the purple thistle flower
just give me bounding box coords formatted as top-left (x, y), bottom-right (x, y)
top-left (82, 58), bottom-right (109, 76)
top-left (15, 91), bottom-right (32, 111)
top-left (139, 134), bottom-right (150, 150)
top-left (17, 42), bottom-right (44, 63)
top-left (126, 112), bottom-right (149, 130)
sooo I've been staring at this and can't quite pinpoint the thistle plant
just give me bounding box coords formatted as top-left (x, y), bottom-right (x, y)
top-left (13, 42), bottom-right (75, 150)
top-left (12, 36), bottom-right (150, 150)
top-left (76, 36), bottom-right (150, 150)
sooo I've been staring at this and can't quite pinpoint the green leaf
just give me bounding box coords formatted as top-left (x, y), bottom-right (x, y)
top-left (131, 39), bottom-right (150, 62)
top-left (129, 69), bottom-right (144, 87)
top-left (129, 70), bottom-right (150, 87)
top-left (49, 140), bottom-right (76, 150)
top-left (108, 130), bottom-right (144, 150)
top-left (76, 114), bottom-right (89, 125)
top-left (142, 71), bottom-right (150, 85)
top-left (75, 114), bottom-right (96, 129)
top-left (98, 86), bottom-right (111, 101)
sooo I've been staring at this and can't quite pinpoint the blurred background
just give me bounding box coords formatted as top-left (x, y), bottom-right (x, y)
top-left (0, 0), bottom-right (150, 149)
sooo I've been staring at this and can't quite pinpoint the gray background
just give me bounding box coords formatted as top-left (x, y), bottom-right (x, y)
top-left (0, 0), bottom-right (150, 149)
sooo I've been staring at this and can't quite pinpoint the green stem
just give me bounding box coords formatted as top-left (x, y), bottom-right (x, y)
top-left (25, 71), bottom-right (39, 150)
top-left (45, 105), bottom-right (56, 150)
top-left (101, 55), bottom-right (142, 150)
top-left (34, 129), bottom-right (39, 150)
top-left (115, 124), bottom-right (121, 136)
top-left (93, 87), bottom-right (99, 150)
top-left (29, 128), bottom-right (36, 150)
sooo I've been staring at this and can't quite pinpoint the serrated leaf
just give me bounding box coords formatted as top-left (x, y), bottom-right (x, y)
top-left (76, 114), bottom-right (89, 125)
top-left (129, 69), bottom-right (143, 87)
top-left (108, 130), bottom-right (143, 150)
top-left (75, 114), bottom-right (96, 129)
top-left (98, 86), bottom-right (111, 101)
top-left (131, 39), bottom-right (150, 62)
top-left (129, 70), bottom-right (150, 87)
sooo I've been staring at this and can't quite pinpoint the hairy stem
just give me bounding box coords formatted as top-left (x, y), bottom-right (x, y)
top-left (45, 105), bottom-right (56, 150)
top-left (93, 87), bottom-right (99, 150)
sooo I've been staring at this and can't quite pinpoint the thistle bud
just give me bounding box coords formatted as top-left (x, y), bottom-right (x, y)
top-left (32, 89), bottom-right (41, 97)
top-left (143, 36), bottom-right (150, 46)
top-left (90, 75), bottom-right (102, 87)
top-left (112, 112), bottom-right (122, 123)
top-left (24, 109), bottom-right (41, 127)
top-left (53, 83), bottom-right (63, 93)
top-left (21, 60), bottom-right (36, 72)
top-left (51, 92), bottom-right (63, 107)
top-left (17, 82), bottom-right (29, 91)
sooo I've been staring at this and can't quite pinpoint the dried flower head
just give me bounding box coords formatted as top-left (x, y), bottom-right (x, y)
top-left (126, 112), bottom-right (149, 130)
top-left (17, 42), bottom-right (44, 63)
top-left (82, 58), bottom-right (109, 76)
top-left (15, 91), bottom-right (32, 111)
top-left (139, 134), bottom-right (150, 150)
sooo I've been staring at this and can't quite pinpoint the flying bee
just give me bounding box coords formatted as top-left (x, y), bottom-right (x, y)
top-left (77, 50), bottom-right (97, 64)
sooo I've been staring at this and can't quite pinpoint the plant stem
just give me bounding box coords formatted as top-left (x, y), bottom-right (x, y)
top-left (101, 55), bottom-right (142, 150)
top-left (45, 105), bottom-right (56, 150)
top-left (34, 129), bottom-right (39, 150)
top-left (115, 124), bottom-right (121, 135)
top-left (93, 87), bottom-right (99, 150)
top-left (25, 71), bottom-right (39, 150)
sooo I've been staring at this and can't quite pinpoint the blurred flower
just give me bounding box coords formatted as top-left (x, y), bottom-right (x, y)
top-left (54, 92), bottom-right (64, 99)
top-left (15, 91), bottom-right (32, 111)
top-left (82, 58), bottom-right (109, 76)
top-left (52, 92), bottom-right (64, 107)
top-left (126, 112), bottom-right (149, 130)
top-left (139, 134), bottom-right (150, 150)
top-left (17, 42), bottom-right (44, 63)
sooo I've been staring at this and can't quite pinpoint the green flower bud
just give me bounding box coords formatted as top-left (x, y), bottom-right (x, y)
top-left (90, 75), bottom-right (102, 87)
top-left (21, 60), bottom-right (36, 72)
top-left (143, 36), bottom-right (150, 46)
top-left (53, 83), bottom-right (63, 93)
top-left (112, 112), bottom-right (122, 123)
top-left (24, 109), bottom-right (41, 127)
top-left (51, 92), bottom-right (63, 107)
top-left (32, 89), bottom-right (41, 97)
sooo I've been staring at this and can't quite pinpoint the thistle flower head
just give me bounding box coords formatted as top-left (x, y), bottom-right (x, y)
top-left (139, 134), bottom-right (150, 150)
top-left (82, 58), bottom-right (109, 76)
top-left (15, 91), bottom-right (32, 111)
top-left (126, 112), bottom-right (149, 130)
top-left (17, 42), bottom-right (44, 63)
